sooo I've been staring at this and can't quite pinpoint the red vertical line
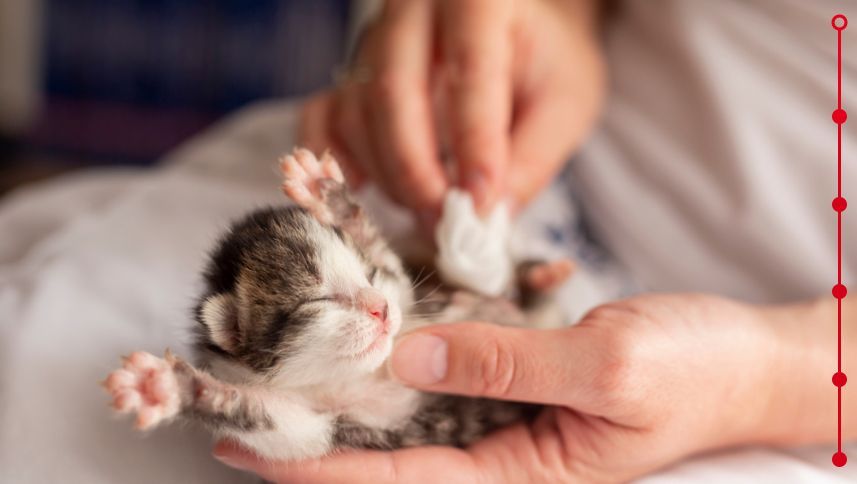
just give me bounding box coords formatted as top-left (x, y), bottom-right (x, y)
top-left (839, 30), bottom-right (843, 108)
top-left (840, 124), bottom-right (843, 198)
top-left (837, 20), bottom-right (843, 457)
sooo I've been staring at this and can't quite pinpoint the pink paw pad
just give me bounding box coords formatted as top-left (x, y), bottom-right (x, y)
top-left (279, 148), bottom-right (346, 224)
top-left (103, 351), bottom-right (181, 430)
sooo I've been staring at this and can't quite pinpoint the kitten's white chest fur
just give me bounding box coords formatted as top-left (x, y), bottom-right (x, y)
top-left (307, 369), bottom-right (422, 428)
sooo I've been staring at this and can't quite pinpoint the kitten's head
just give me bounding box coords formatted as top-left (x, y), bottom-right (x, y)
top-left (195, 207), bottom-right (411, 386)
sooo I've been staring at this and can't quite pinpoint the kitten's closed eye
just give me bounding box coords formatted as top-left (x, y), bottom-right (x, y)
top-left (276, 297), bottom-right (335, 325)
top-left (305, 296), bottom-right (336, 305)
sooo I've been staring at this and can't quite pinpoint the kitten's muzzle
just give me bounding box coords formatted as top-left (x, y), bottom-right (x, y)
top-left (355, 287), bottom-right (390, 331)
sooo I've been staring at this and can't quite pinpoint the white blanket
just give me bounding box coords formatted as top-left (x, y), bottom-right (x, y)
top-left (0, 100), bottom-right (853, 483)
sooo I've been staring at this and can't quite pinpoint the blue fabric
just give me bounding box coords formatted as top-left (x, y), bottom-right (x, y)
top-left (31, 0), bottom-right (350, 163)
top-left (44, 0), bottom-right (349, 109)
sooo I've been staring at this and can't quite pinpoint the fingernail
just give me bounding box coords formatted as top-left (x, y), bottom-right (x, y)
top-left (391, 333), bottom-right (448, 385)
top-left (213, 453), bottom-right (251, 472)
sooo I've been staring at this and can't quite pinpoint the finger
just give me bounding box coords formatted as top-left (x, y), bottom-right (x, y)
top-left (333, 85), bottom-right (378, 188)
top-left (440, 0), bottom-right (514, 213)
top-left (334, 23), bottom-right (396, 196)
top-left (507, 75), bottom-right (605, 211)
top-left (299, 91), bottom-right (365, 187)
top-left (298, 92), bottom-right (334, 153)
top-left (213, 440), bottom-right (479, 484)
top-left (352, 88), bottom-right (408, 204)
top-left (369, 0), bottom-right (448, 216)
top-left (389, 321), bottom-right (615, 413)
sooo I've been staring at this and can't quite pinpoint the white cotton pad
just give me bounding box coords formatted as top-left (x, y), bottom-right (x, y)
top-left (434, 189), bottom-right (512, 297)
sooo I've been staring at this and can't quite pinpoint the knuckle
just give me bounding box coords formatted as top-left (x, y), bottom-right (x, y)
top-left (471, 335), bottom-right (517, 398)
top-left (588, 329), bottom-right (640, 407)
top-left (448, 48), bottom-right (504, 86)
top-left (593, 351), bottom-right (633, 398)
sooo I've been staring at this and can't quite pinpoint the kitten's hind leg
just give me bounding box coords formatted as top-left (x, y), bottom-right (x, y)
top-left (519, 258), bottom-right (575, 295)
top-left (516, 258), bottom-right (576, 329)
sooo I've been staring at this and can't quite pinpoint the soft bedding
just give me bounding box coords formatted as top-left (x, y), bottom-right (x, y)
top-left (0, 100), bottom-right (853, 483)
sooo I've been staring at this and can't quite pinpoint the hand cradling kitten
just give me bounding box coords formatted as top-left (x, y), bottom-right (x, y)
top-left (102, 149), bottom-right (573, 460)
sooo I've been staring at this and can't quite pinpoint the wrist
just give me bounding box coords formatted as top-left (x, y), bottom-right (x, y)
top-left (692, 299), bottom-right (786, 448)
top-left (750, 298), bottom-right (834, 446)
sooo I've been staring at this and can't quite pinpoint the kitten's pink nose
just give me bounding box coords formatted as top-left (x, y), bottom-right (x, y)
top-left (356, 288), bottom-right (389, 327)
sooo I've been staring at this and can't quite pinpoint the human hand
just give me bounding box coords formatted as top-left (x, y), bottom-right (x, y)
top-left (214, 294), bottom-right (790, 483)
top-left (299, 0), bottom-right (605, 226)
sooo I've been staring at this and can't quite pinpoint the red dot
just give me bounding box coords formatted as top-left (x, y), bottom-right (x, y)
top-left (833, 14), bottom-right (848, 31)
top-left (834, 197), bottom-right (848, 212)
top-left (834, 284), bottom-right (848, 299)
top-left (833, 109), bottom-right (848, 124)
top-left (833, 452), bottom-right (848, 467)
top-left (834, 372), bottom-right (848, 387)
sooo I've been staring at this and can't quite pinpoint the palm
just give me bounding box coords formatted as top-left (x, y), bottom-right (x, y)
top-left (254, 406), bottom-right (635, 483)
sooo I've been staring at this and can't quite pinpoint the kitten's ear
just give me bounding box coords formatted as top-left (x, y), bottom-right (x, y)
top-left (198, 293), bottom-right (239, 353)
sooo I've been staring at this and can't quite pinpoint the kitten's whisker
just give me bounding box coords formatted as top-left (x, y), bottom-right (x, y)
top-left (412, 285), bottom-right (443, 306)
top-left (411, 266), bottom-right (426, 285)
top-left (410, 269), bottom-right (437, 291)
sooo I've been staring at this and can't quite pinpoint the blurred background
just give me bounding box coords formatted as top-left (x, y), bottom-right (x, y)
top-left (0, 0), bottom-right (352, 195)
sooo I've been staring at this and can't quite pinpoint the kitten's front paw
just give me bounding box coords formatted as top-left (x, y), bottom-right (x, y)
top-left (103, 351), bottom-right (182, 430)
top-left (280, 148), bottom-right (345, 225)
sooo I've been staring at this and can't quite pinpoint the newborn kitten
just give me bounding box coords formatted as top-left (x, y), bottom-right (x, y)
top-left (103, 149), bottom-right (572, 460)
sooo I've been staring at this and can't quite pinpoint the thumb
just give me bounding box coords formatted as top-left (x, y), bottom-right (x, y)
top-left (389, 322), bottom-right (603, 407)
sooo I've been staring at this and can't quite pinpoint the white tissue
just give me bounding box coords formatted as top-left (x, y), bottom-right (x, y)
top-left (434, 189), bottom-right (513, 297)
